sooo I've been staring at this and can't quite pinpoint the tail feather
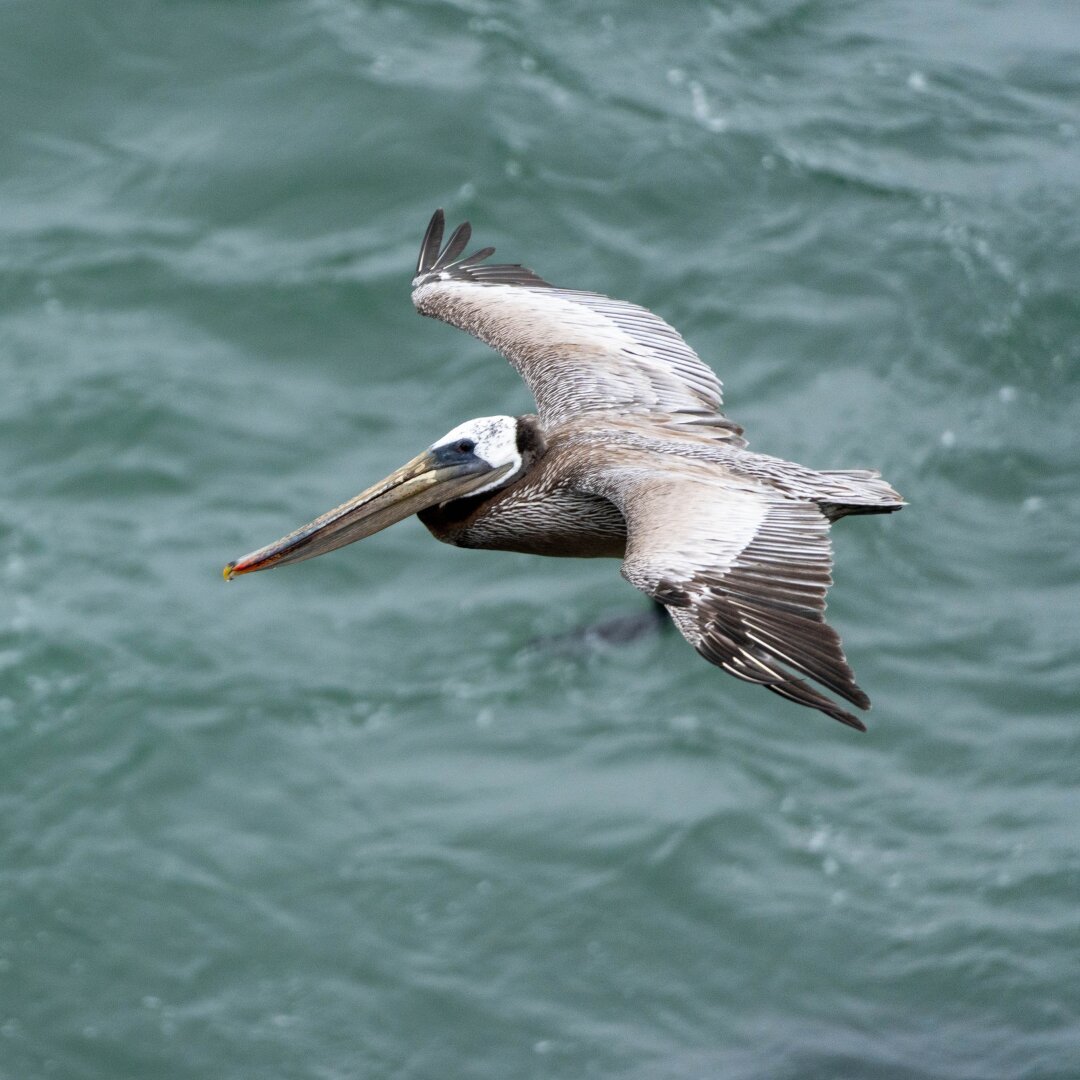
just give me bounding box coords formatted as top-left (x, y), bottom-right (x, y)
top-left (819, 501), bottom-right (903, 521)
top-left (815, 468), bottom-right (905, 521)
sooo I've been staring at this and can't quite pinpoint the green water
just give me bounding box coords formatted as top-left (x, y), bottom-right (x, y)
top-left (2, 2), bottom-right (1078, 1077)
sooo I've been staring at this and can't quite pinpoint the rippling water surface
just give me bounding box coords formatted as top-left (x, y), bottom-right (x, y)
top-left (2, 2), bottom-right (1078, 1077)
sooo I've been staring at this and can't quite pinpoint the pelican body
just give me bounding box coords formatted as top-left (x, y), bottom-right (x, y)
top-left (226, 210), bottom-right (904, 730)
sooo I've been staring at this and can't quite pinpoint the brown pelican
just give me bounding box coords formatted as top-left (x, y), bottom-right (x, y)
top-left (226, 210), bottom-right (904, 730)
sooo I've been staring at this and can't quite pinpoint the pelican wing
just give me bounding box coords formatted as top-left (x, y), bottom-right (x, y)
top-left (411, 210), bottom-right (731, 428)
top-left (586, 455), bottom-right (871, 729)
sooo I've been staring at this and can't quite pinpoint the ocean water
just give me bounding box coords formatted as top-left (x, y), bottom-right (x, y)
top-left (2, 2), bottom-right (1078, 1077)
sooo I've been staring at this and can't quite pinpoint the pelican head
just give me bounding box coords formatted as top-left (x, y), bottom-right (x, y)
top-left (224, 415), bottom-right (536, 579)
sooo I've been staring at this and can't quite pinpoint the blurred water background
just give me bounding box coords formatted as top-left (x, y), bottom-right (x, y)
top-left (2, 1), bottom-right (1079, 1077)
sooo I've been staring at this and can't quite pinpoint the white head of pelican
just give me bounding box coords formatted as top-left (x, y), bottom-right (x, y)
top-left (226, 209), bottom-right (904, 730)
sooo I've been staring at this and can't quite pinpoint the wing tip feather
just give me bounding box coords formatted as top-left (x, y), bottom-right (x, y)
top-left (412, 209), bottom-right (554, 291)
top-left (694, 629), bottom-right (869, 731)
top-left (415, 207), bottom-right (489, 284)
top-left (416, 208), bottom-right (446, 276)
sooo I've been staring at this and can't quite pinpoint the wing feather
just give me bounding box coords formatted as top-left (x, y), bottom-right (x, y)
top-left (411, 209), bottom-right (732, 429)
top-left (583, 455), bottom-right (871, 730)
top-left (415, 210), bottom-right (445, 276)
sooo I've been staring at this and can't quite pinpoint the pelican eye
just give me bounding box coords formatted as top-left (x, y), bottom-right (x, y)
top-left (454, 439), bottom-right (476, 454)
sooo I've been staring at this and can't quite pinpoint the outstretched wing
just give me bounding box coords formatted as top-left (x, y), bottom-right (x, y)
top-left (583, 452), bottom-right (871, 730)
top-left (411, 209), bottom-right (736, 432)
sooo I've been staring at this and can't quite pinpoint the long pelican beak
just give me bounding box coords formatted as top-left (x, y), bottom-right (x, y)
top-left (224, 450), bottom-right (510, 580)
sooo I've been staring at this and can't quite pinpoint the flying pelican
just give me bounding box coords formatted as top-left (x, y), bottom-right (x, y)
top-left (226, 210), bottom-right (904, 730)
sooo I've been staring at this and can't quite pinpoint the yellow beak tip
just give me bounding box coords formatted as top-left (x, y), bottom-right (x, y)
top-left (223, 562), bottom-right (237, 581)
